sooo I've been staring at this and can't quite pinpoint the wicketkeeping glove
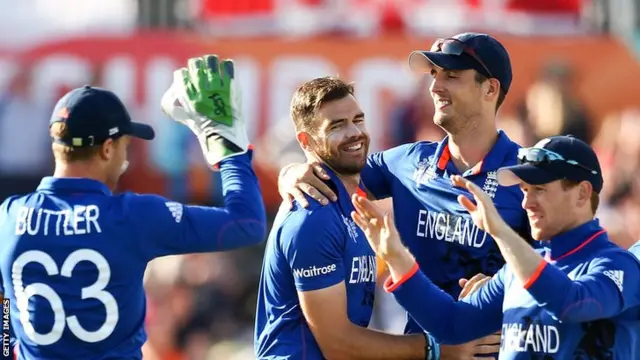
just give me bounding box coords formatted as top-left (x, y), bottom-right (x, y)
top-left (161, 54), bottom-right (250, 168)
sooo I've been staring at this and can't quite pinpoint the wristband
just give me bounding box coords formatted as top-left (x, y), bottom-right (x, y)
top-left (423, 332), bottom-right (440, 360)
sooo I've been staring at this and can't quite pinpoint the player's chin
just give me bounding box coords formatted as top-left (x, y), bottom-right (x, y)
top-left (529, 226), bottom-right (546, 242)
top-left (336, 159), bottom-right (366, 176)
top-left (433, 113), bottom-right (452, 127)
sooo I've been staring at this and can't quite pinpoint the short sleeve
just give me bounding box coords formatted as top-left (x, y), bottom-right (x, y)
top-left (280, 206), bottom-right (346, 292)
top-left (361, 143), bottom-right (415, 200)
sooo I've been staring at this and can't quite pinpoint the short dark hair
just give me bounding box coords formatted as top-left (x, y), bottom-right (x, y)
top-left (50, 122), bottom-right (102, 162)
top-left (290, 77), bottom-right (355, 132)
top-left (561, 179), bottom-right (599, 215)
top-left (474, 71), bottom-right (506, 112)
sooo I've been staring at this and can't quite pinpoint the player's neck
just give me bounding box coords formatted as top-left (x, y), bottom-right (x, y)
top-left (336, 173), bottom-right (361, 197)
top-left (53, 163), bottom-right (107, 184)
top-left (447, 124), bottom-right (498, 173)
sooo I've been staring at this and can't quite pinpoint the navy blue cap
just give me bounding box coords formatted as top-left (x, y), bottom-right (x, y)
top-left (409, 32), bottom-right (513, 94)
top-left (497, 135), bottom-right (603, 193)
top-left (50, 85), bottom-right (154, 147)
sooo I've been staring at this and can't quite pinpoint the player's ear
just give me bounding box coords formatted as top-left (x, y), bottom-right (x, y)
top-left (296, 131), bottom-right (314, 151)
top-left (100, 138), bottom-right (114, 161)
top-left (487, 78), bottom-right (499, 96)
top-left (577, 181), bottom-right (592, 208)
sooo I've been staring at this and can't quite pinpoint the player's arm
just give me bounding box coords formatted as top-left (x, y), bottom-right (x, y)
top-left (133, 55), bottom-right (267, 259)
top-left (522, 249), bottom-right (640, 322)
top-left (300, 283), bottom-right (426, 360)
top-left (384, 256), bottom-right (505, 345)
top-left (465, 203), bottom-right (640, 322)
top-left (452, 175), bottom-right (640, 323)
top-left (131, 151), bottom-right (266, 259)
top-left (277, 143), bottom-right (417, 208)
top-left (285, 207), bottom-right (427, 360)
top-left (359, 143), bottom-right (416, 201)
top-left (351, 193), bottom-right (503, 345)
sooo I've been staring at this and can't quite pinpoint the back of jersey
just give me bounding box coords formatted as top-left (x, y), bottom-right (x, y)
top-left (0, 178), bottom-right (148, 359)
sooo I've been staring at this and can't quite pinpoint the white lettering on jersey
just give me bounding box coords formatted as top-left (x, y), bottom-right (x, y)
top-left (12, 249), bottom-right (118, 345)
top-left (349, 255), bottom-right (377, 284)
top-left (416, 210), bottom-right (487, 248)
top-left (293, 264), bottom-right (337, 278)
top-left (342, 215), bottom-right (359, 243)
top-left (15, 205), bottom-right (102, 236)
top-left (165, 202), bottom-right (183, 223)
top-left (603, 270), bottom-right (624, 292)
top-left (501, 323), bottom-right (560, 354)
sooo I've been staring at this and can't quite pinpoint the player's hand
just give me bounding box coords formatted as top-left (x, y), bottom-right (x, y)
top-left (351, 194), bottom-right (409, 264)
top-left (458, 273), bottom-right (491, 300)
top-left (161, 54), bottom-right (250, 168)
top-left (452, 175), bottom-right (508, 238)
top-left (278, 162), bottom-right (337, 209)
top-left (440, 333), bottom-right (501, 360)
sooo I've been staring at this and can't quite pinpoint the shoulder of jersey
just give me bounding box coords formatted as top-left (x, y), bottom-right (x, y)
top-left (403, 140), bottom-right (439, 157)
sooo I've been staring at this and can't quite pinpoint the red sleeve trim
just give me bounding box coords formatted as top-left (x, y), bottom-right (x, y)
top-left (523, 260), bottom-right (548, 289)
top-left (383, 262), bottom-right (420, 293)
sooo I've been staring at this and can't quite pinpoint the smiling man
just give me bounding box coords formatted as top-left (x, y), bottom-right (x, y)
top-left (276, 33), bottom-right (524, 358)
top-left (254, 77), bottom-right (428, 360)
top-left (354, 135), bottom-right (640, 359)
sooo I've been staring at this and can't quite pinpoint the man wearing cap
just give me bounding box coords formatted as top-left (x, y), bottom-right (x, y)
top-left (0, 55), bottom-right (266, 359)
top-left (277, 33), bottom-right (525, 357)
top-left (353, 135), bottom-right (640, 358)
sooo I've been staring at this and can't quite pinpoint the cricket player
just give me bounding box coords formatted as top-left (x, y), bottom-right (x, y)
top-left (0, 55), bottom-right (266, 359)
top-left (354, 135), bottom-right (640, 359)
top-left (278, 32), bottom-right (522, 357)
top-left (254, 77), bottom-right (429, 360)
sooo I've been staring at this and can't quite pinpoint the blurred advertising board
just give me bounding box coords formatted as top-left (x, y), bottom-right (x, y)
top-left (0, 32), bottom-right (637, 204)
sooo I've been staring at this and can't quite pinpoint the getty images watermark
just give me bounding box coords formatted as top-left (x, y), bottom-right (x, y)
top-left (2, 298), bottom-right (9, 358)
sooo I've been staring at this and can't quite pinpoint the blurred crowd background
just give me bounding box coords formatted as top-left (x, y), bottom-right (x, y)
top-left (0, 0), bottom-right (639, 359)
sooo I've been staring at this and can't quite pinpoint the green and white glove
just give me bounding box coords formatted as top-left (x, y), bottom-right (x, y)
top-left (161, 54), bottom-right (250, 168)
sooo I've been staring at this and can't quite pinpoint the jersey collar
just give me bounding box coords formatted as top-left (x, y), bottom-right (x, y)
top-left (542, 219), bottom-right (608, 262)
top-left (321, 165), bottom-right (365, 215)
top-left (433, 130), bottom-right (518, 176)
top-left (37, 176), bottom-right (112, 196)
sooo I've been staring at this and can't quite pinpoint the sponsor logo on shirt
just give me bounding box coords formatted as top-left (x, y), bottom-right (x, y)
top-left (293, 264), bottom-right (337, 278)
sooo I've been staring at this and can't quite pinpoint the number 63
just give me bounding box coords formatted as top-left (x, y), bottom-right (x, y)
top-left (12, 249), bottom-right (119, 345)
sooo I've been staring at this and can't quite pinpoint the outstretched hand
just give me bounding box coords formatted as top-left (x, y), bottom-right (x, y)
top-left (451, 175), bottom-right (507, 237)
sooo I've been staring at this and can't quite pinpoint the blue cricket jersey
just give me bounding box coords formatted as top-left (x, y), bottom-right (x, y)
top-left (387, 219), bottom-right (640, 359)
top-left (0, 152), bottom-right (266, 360)
top-left (254, 166), bottom-right (377, 359)
top-left (361, 130), bottom-right (529, 334)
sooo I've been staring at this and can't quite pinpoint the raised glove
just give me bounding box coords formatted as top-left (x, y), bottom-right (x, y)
top-left (161, 54), bottom-right (250, 168)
